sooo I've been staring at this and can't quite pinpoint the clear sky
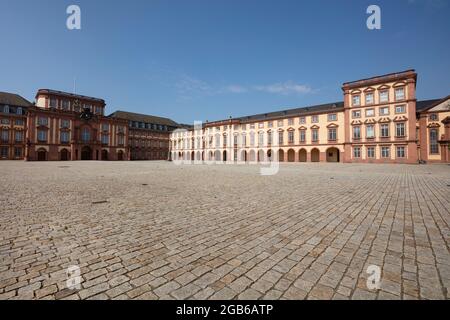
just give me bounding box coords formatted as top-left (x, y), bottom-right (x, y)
top-left (1, 0), bottom-right (449, 124)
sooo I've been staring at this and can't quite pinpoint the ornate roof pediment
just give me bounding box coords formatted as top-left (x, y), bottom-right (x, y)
top-left (310, 124), bottom-right (320, 129)
top-left (378, 84), bottom-right (391, 90)
top-left (393, 81), bottom-right (406, 87)
top-left (350, 89), bottom-right (361, 94)
top-left (298, 126), bottom-right (307, 130)
top-left (363, 87), bottom-right (375, 92)
top-left (351, 120), bottom-right (362, 125)
top-left (287, 127), bottom-right (295, 132)
top-left (326, 123), bottom-right (339, 128)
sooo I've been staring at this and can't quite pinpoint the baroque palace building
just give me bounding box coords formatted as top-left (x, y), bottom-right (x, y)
top-left (170, 70), bottom-right (450, 164)
top-left (0, 89), bottom-right (179, 161)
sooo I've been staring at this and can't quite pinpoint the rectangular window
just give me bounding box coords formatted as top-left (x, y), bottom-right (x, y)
top-left (49, 98), bottom-right (57, 107)
top-left (60, 131), bottom-right (70, 143)
top-left (430, 129), bottom-right (439, 154)
top-left (38, 117), bottom-right (48, 126)
top-left (0, 147), bottom-right (8, 158)
top-left (365, 108), bottom-right (375, 117)
top-left (258, 132), bottom-right (264, 146)
top-left (16, 107), bottom-right (22, 115)
top-left (365, 92), bottom-right (374, 105)
top-left (242, 134), bottom-right (247, 146)
top-left (395, 123), bottom-right (406, 137)
top-left (367, 147), bottom-right (375, 158)
top-left (379, 107), bottom-right (389, 116)
top-left (234, 135), bottom-right (238, 146)
top-left (396, 146), bottom-right (406, 158)
top-left (102, 123), bottom-right (109, 131)
top-left (1, 130), bottom-right (9, 142)
top-left (395, 87), bottom-right (405, 101)
top-left (15, 131), bottom-right (23, 142)
top-left (379, 90), bottom-right (389, 103)
top-left (61, 119), bottom-right (70, 128)
top-left (299, 117), bottom-right (306, 124)
top-left (328, 113), bottom-right (337, 121)
top-left (258, 122), bottom-right (264, 129)
top-left (1, 118), bottom-right (9, 124)
top-left (380, 124), bottom-right (389, 137)
top-left (299, 130), bottom-right (306, 142)
top-left (101, 134), bottom-right (109, 144)
top-left (14, 147), bottom-right (22, 158)
top-left (352, 95), bottom-right (360, 106)
top-left (278, 132), bottom-right (284, 145)
top-left (328, 128), bottom-right (337, 141)
top-left (277, 120), bottom-right (283, 127)
top-left (353, 126), bottom-right (361, 139)
top-left (268, 122), bottom-right (273, 128)
top-left (395, 105), bottom-right (406, 114)
top-left (37, 130), bottom-right (47, 142)
top-left (352, 110), bottom-right (361, 118)
top-left (311, 115), bottom-right (319, 123)
top-left (381, 146), bottom-right (390, 158)
top-left (250, 133), bottom-right (255, 146)
top-left (353, 147), bottom-right (361, 158)
top-left (366, 125), bottom-right (375, 138)
top-left (62, 100), bottom-right (70, 110)
top-left (288, 118), bottom-right (294, 126)
top-left (288, 131), bottom-right (294, 144)
top-left (15, 119), bottom-right (24, 126)
top-left (312, 129), bottom-right (319, 142)
top-left (267, 132), bottom-right (272, 145)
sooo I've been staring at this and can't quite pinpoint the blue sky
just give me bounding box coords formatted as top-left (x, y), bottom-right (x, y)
top-left (0, 0), bottom-right (449, 124)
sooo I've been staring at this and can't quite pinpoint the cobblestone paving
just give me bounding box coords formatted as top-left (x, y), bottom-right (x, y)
top-left (0, 161), bottom-right (449, 300)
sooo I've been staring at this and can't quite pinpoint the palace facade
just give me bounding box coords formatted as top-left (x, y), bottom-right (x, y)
top-left (0, 89), bottom-right (179, 161)
top-left (109, 111), bottom-right (178, 161)
top-left (1, 70), bottom-right (449, 163)
top-left (170, 70), bottom-right (450, 164)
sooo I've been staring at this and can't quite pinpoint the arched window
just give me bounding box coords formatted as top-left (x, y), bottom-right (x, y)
top-left (81, 127), bottom-right (90, 142)
top-left (429, 129), bottom-right (439, 154)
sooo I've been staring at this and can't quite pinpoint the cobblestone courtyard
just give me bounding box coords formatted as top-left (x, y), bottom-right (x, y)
top-left (0, 161), bottom-right (449, 300)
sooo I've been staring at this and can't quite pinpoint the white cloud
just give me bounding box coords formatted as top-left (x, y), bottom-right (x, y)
top-left (223, 85), bottom-right (248, 93)
top-left (253, 82), bottom-right (313, 95)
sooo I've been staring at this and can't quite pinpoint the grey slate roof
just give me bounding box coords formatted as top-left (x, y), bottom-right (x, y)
top-left (109, 110), bottom-right (179, 127)
top-left (235, 101), bottom-right (344, 123)
top-left (0, 92), bottom-right (32, 107)
top-left (416, 97), bottom-right (450, 112)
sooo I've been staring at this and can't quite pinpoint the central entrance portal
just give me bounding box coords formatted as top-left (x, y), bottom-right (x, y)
top-left (81, 146), bottom-right (92, 160)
